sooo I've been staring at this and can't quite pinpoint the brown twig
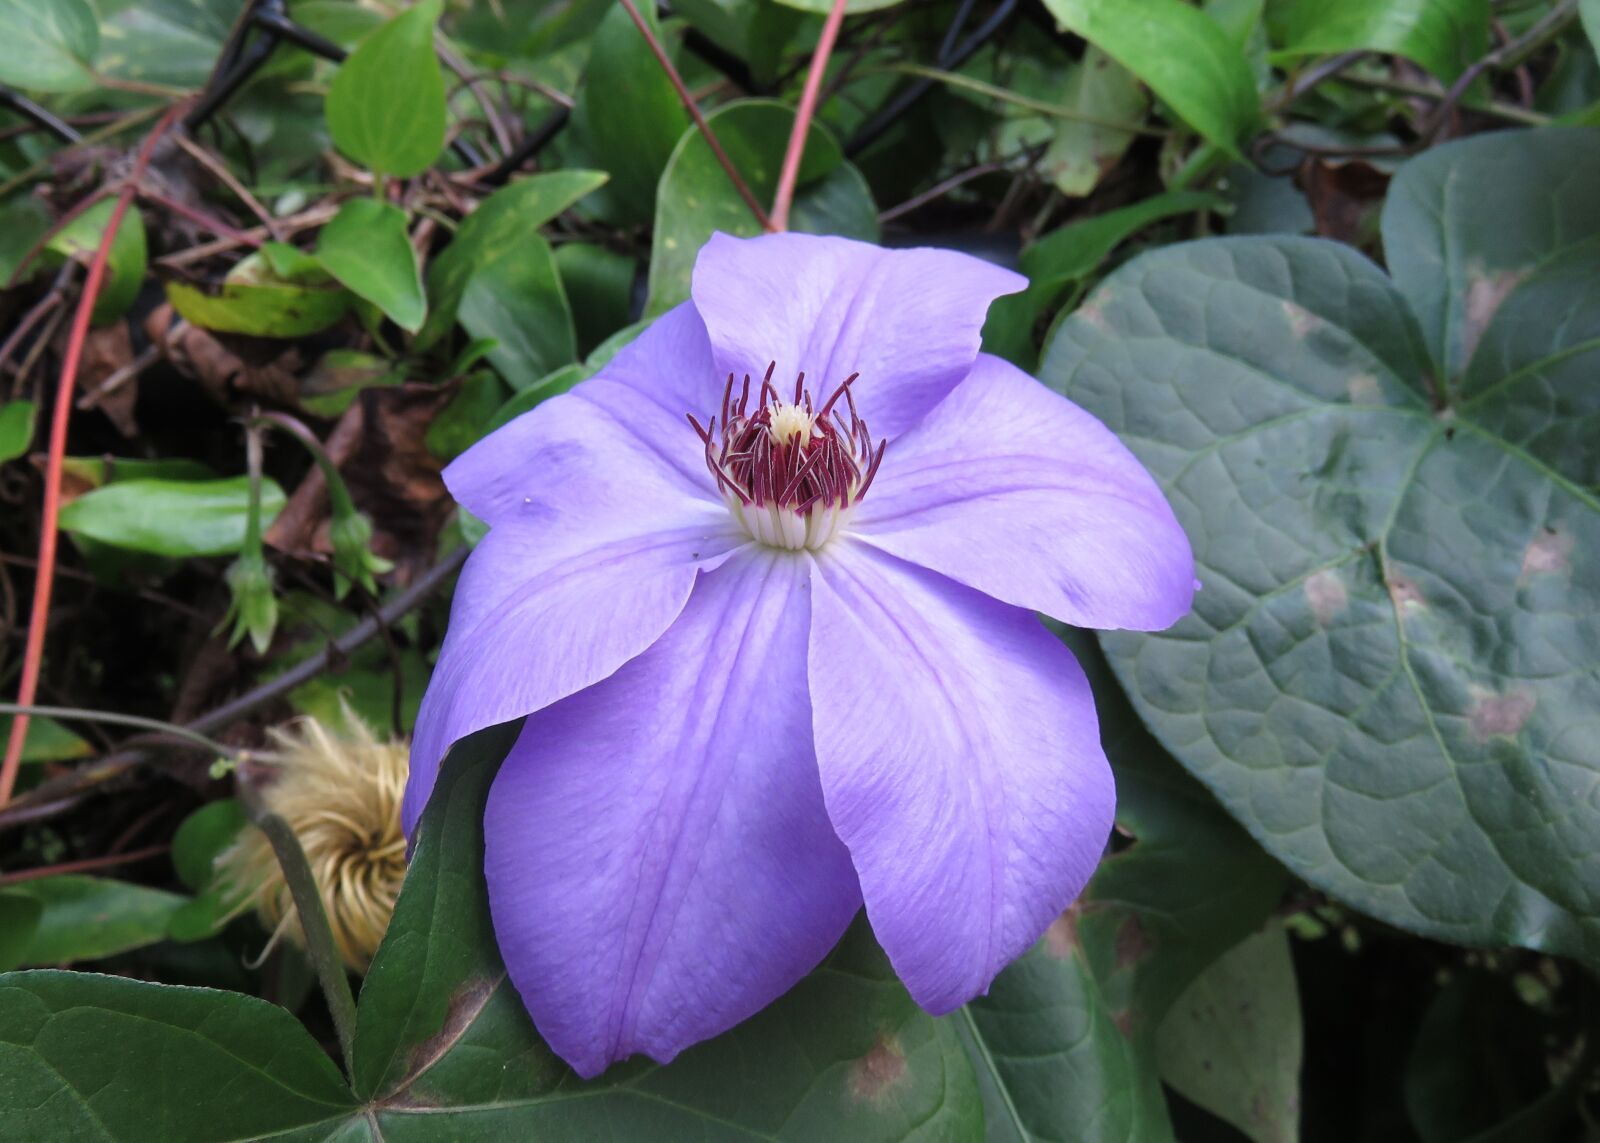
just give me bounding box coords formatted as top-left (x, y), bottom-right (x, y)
top-left (0, 843), bottom-right (169, 885)
top-left (770, 0), bottom-right (850, 233)
top-left (616, 0), bottom-right (770, 229)
top-left (77, 340), bottom-right (164, 412)
top-left (141, 187), bottom-right (259, 245)
top-left (155, 202), bottom-right (340, 269)
top-left (172, 132), bottom-right (283, 241)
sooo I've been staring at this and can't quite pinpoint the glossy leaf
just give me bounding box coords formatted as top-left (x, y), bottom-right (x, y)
top-left (0, 398), bottom-right (34, 463)
top-left (325, 0), bottom-right (447, 177)
top-left (571, 0), bottom-right (690, 225)
top-left (417, 169), bottom-right (608, 349)
top-left (1266, 0), bottom-right (1489, 81)
top-left (0, 0), bottom-right (98, 93)
top-left (59, 476), bottom-right (287, 558)
top-left (46, 199), bottom-right (148, 325)
top-left (486, 364), bottom-right (589, 432)
top-left (170, 800), bottom-right (247, 892)
top-left (14, 877), bottom-right (189, 966)
top-left (647, 99), bottom-right (878, 314)
top-left (1155, 926), bottom-right (1303, 1143)
top-left (555, 242), bottom-right (635, 355)
top-left (317, 198), bottom-right (426, 332)
top-left (0, 970), bottom-right (357, 1137)
top-left (458, 234), bottom-right (578, 388)
top-left (959, 631), bottom-right (1286, 1143)
top-left (0, 715), bottom-right (92, 765)
top-left (1042, 0), bottom-right (1259, 156)
top-left (348, 725), bottom-right (985, 1137)
top-left (1042, 129), bottom-right (1600, 965)
top-left (167, 245), bottom-right (350, 337)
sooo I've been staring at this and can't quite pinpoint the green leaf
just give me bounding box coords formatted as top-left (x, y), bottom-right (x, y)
top-left (1266, 0), bottom-right (1489, 81)
top-left (458, 235), bottom-right (578, 388)
top-left (167, 245), bottom-right (351, 337)
top-left (0, 0), bottom-right (98, 93)
top-left (170, 800), bottom-right (247, 892)
top-left (0, 715), bottom-right (92, 765)
top-left (1584, 0), bottom-right (1600, 64)
top-left (571, 0), bottom-right (691, 225)
top-left (647, 99), bottom-right (878, 315)
top-left (487, 363), bottom-right (589, 432)
top-left (417, 169), bottom-right (608, 349)
top-left (984, 190), bottom-right (1224, 369)
top-left (14, 877), bottom-right (188, 965)
top-left (0, 893), bottom-right (41, 973)
top-left (0, 196), bottom-right (50, 283)
top-left (0, 398), bottom-right (34, 463)
top-left (1382, 127), bottom-right (1600, 383)
top-left (325, 0), bottom-right (446, 177)
top-left (1041, 128), bottom-right (1600, 964)
top-left (425, 371), bottom-right (506, 461)
top-left (959, 631), bottom-right (1286, 1143)
top-left (555, 241), bottom-right (636, 356)
top-left (349, 726), bottom-right (984, 1136)
top-left (59, 476), bottom-right (287, 558)
top-left (1155, 926), bottom-right (1303, 1143)
top-left (46, 200), bottom-right (148, 325)
top-left (317, 199), bottom-right (426, 332)
top-left (1041, 0), bottom-right (1260, 156)
top-left (0, 970), bottom-right (357, 1136)
top-left (999, 47), bottom-right (1149, 198)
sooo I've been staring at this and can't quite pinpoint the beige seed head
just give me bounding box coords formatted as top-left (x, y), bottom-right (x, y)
top-left (217, 712), bottom-right (409, 973)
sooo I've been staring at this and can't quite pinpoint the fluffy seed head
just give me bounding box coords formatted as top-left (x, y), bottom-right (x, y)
top-left (217, 713), bottom-right (409, 973)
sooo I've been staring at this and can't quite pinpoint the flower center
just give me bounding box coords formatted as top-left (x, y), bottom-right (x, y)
top-left (688, 364), bottom-right (885, 551)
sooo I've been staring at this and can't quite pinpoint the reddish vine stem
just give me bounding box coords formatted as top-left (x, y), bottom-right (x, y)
top-left (0, 843), bottom-right (169, 886)
top-left (0, 101), bottom-right (190, 809)
top-left (770, 0), bottom-right (849, 233)
top-left (616, 0), bottom-right (771, 230)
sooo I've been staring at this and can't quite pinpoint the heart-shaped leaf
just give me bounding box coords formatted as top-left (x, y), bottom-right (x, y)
top-left (1042, 128), bottom-right (1600, 965)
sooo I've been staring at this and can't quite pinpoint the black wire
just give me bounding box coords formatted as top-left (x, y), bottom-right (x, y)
top-left (0, 89), bottom-right (82, 145)
top-left (845, 0), bottom-right (1020, 158)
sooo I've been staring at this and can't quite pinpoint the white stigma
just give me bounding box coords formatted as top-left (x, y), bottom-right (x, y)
top-left (766, 402), bottom-right (815, 447)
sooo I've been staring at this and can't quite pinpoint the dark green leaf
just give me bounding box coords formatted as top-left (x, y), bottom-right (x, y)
top-left (458, 235), bottom-right (578, 388)
top-left (647, 99), bottom-right (878, 314)
top-left (325, 0), bottom-right (447, 177)
top-left (1042, 128), bottom-right (1600, 964)
top-left (425, 372), bottom-right (507, 461)
top-left (170, 800), bottom-right (247, 892)
top-left (555, 241), bottom-right (636, 356)
top-left (317, 198), bottom-right (426, 332)
top-left (0, 893), bottom-right (42, 973)
top-left (46, 200), bottom-right (148, 325)
top-left (299, 349), bottom-right (400, 418)
top-left (1266, 0), bottom-right (1489, 81)
top-left (1041, 0), bottom-right (1260, 155)
top-left (0, 398), bottom-right (34, 463)
top-left (571, 0), bottom-right (691, 225)
top-left (0, 970), bottom-right (356, 1137)
top-left (350, 725), bottom-right (984, 1137)
top-left (0, 196), bottom-right (50, 282)
top-left (487, 364), bottom-right (589, 432)
top-left (984, 190), bottom-right (1225, 369)
top-left (1155, 926), bottom-right (1302, 1143)
top-left (167, 245), bottom-right (351, 337)
top-left (959, 631), bottom-right (1286, 1143)
top-left (417, 169), bottom-right (608, 349)
top-left (15, 877), bottom-right (188, 965)
top-left (59, 476), bottom-right (287, 558)
top-left (0, 0), bottom-right (98, 93)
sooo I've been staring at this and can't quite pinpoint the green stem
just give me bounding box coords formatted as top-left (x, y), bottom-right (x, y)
top-left (874, 63), bottom-right (1169, 137)
top-left (238, 779), bottom-right (359, 1074)
top-left (1330, 73), bottom-right (1551, 126)
top-left (0, 702), bottom-right (239, 757)
top-left (253, 411), bottom-right (362, 521)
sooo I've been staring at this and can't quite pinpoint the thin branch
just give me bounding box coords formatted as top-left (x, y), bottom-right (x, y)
top-left (172, 132), bottom-right (283, 241)
top-left (616, 0), bottom-right (770, 229)
top-left (0, 702), bottom-right (241, 758)
top-left (880, 63), bottom-right (1169, 136)
top-left (0, 844), bottom-right (169, 886)
top-left (770, 0), bottom-right (849, 233)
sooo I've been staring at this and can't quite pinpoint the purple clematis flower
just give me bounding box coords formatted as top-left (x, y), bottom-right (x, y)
top-left (405, 232), bottom-right (1194, 1078)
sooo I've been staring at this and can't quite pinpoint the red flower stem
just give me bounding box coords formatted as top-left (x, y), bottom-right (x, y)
top-left (0, 102), bottom-right (188, 809)
top-left (616, 0), bottom-right (771, 230)
top-left (769, 0), bottom-right (849, 234)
